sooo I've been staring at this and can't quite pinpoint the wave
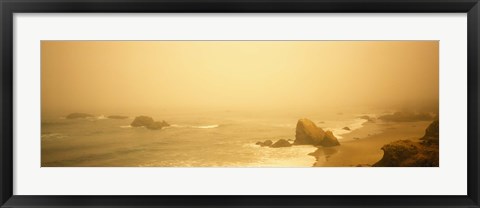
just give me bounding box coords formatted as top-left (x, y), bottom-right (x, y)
top-left (192, 124), bottom-right (219, 129)
top-left (169, 124), bottom-right (220, 129)
top-left (41, 133), bottom-right (67, 140)
top-left (120, 124), bottom-right (220, 129)
top-left (325, 117), bottom-right (372, 139)
top-left (96, 115), bottom-right (108, 120)
top-left (88, 115), bottom-right (107, 121)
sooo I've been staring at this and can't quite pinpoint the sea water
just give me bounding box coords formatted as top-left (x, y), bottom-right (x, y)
top-left (41, 109), bottom-right (371, 167)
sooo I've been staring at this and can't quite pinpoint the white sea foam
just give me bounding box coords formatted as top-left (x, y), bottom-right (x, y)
top-left (324, 118), bottom-right (371, 139)
top-left (96, 115), bottom-right (107, 120)
top-left (41, 133), bottom-right (67, 139)
top-left (169, 124), bottom-right (220, 129)
top-left (192, 124), bottom-right (219, 129)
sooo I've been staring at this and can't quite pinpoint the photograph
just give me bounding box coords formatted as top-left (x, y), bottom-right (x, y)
top-left (41, 41), bottom-right (439, 167)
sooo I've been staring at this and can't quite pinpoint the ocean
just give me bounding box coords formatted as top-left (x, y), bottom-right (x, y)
top-left (41, 109), bottom-right (371, 167)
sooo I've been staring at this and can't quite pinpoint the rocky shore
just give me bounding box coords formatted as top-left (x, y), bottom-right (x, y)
top-left (373, 120), bottom-right (439, 167)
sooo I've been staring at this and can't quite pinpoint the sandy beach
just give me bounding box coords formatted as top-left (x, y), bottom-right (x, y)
top-left (311, 120), bottom-right (433, 167)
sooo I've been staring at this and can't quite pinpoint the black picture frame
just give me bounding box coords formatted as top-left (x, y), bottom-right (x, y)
top-left (1, 0), bottom-right (479, 207)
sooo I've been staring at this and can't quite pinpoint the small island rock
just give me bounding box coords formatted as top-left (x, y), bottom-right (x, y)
top-left (256, 140), bottom-right (273, 147)
top-left (146, 121), bottom-right (170, 130)
top-left (131, 116), bottom-right (155, 127)
top-left (271, 139), bottom-right (292, 148)
top-left (108, 115), bottom-right (129, 119)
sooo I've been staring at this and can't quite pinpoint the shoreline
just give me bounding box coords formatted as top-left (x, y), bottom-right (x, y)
top-left (309, 120), bottom-right (432, 167)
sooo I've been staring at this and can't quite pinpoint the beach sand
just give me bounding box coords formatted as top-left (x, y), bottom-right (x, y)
top-left (311, 120), bottom-right (432, 167)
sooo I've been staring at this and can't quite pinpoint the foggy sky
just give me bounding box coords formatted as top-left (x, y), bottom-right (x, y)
top-left (41, 41), bottom-right (439, 115)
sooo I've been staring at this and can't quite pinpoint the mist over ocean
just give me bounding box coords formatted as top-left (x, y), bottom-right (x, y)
top-left (41, 109), bottom-right (371, 167)
top-left (41, 41), bottom-right (439, 167)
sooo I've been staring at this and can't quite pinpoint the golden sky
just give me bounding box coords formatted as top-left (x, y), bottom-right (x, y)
top-left (41, 41), bottom-right (438, 114)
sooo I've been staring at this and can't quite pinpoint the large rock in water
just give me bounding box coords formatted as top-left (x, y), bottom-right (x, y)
top-left (256, 140), bottom-right (273, 147)
top-left (373, 120), bottom-right (439, 167)
top-left (294, 118), bottom-right (326, 145)
top-left (294, 118), bottom-right (340, 147)
top-left (66, 113), bottom-right (94, 119)
top-left (131, 116), bottom-right (170, 130)
top-left (146, 120), bottom-right (170, 130)
top-left (108, 115), bottom-right (129, 119)
top-left (131, 116), bottom-right (155, 127)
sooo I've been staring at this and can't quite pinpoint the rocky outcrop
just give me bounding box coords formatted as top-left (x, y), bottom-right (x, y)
top-left (66, 113), bottom-right (94, 119)
top-left (358, 115), bottom-right (375, 122)
top-left (378, 111), bottom-right (434, 122)
top-left (420, 120), bottom-right (439, 144)
top-left (373, 120), bottom-right (439, 167)
top-left (146, 121), bottom-right (170, 130)
top-left (131, 116), bottom-right (155, 127)
top-left (271, 139), bottom-right (292, 148)
top-left (321, 131), bottom-right (341, 147)
top-left (294, 118), bottom-right (340, 147)
top-left (131, 116), bottom-right (170, 130)
top-left (256, 140), bottom-right (273, 147)
top-left (108, 115), bottom-right (129, 119)
top-left (294, 119), bottom-right (326, 145)
top-left (343, 127), bottom-right (351, 131)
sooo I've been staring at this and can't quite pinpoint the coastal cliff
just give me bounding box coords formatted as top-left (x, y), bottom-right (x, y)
top-left (373, 120), bottom-right (439, 167)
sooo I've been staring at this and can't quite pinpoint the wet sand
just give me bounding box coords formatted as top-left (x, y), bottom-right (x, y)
top-left (311, 121), bottom-right (432, 167)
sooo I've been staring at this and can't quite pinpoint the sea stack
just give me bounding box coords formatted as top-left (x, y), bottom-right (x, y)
top-left (131, 116), bottom-right (155, 127)
top-left (131, 116), bottom-right (170, 130)
top-left (294, 118), bottom-right (340, 147)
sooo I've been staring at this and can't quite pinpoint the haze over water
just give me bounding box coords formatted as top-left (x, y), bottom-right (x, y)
top-left (41, 41), bottom-right (439, 167)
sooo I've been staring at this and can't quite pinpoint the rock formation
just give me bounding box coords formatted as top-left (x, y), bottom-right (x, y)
top-left (378, 111), bottom-right (435, 122)
top-left (373, 120), bottom-right (439, 167)
top-left (256, 140), bottom-right (273, 147)
top-left (343, 127), bottom-right (351, 131)
top-left (294, 118), bottom-right (340, 147)
top-left (420, 120), bottom-right (439, 144)
top-left (131, 116), bottom-right (155, 127)
top-left (321, 131), bottom-right (341, 147)
top-left (66, 113), bottom-right (94, 119)
top-left (108, 115), bottom-right (129, 119)
top-left (131, 116), bottom-right (170, 130)
top-left (358, 115), bottom-right (375, 122)
top-left (146, 121), bottom-right (170, 130)
top-left (271, 139), bottom-right (292, 148)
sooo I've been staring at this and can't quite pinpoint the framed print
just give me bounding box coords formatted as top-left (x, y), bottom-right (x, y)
top-left (1, 0), bottom-right (479, 207)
